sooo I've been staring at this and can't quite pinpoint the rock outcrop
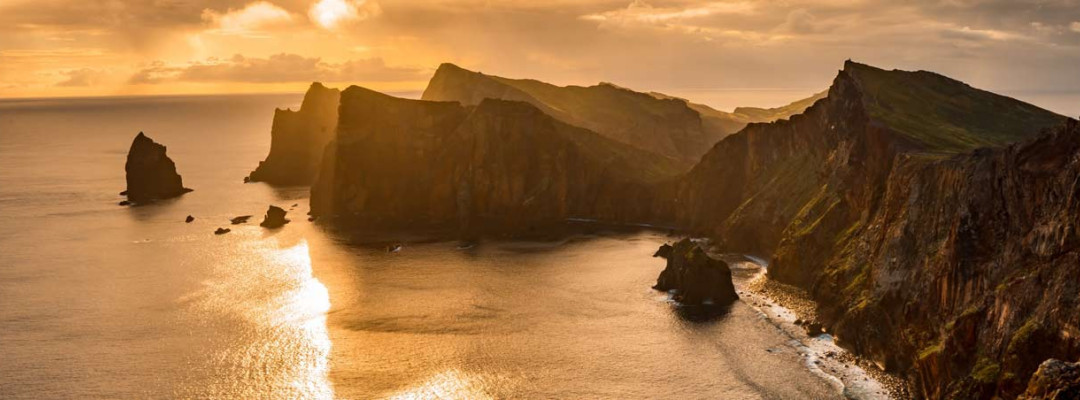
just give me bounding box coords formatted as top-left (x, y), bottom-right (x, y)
top-left (310, 86), bottom-right (681, 236)
top-left (422, 63), bottom-right (724, 166)
top-left (652, 239), bottom-right (738, 306)
top-left (662, 61), bottom-right (1071, 398)
top-left (259, 205), bottom-right (289, 228)
top-left (123, 132), bottom-right (192, 203)
top-left (247, 82), bottom-right (340, 185)
top-left (1019, 359), bottom-right (1080, 400)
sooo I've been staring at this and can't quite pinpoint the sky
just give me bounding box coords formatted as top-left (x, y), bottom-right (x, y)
top-left (2, 0), bottom-right (1079, 112)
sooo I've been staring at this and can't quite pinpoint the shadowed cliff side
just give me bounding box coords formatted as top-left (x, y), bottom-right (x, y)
top-left (310, 86), bottom-right (680, 236)
top-left (665, 60), bottom-right (1071, 399)
top-left (247, 82), bottom-right (340, 185)
top-left (421, 63), bottom-right (723, 166)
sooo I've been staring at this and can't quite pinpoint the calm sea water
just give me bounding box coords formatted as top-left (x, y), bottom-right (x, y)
top-left (0, 94), bottom-right (844, 399)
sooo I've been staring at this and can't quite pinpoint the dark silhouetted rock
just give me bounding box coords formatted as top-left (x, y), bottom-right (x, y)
top-left (652, 239), bottom-right (738, 306)
top-left (214, 227), bottom-right (230, 235)
top-left (1019, 359), bottom-right (1080, 400)
top-left (652, 243), bottom-right (673, 258)
top-left (123, 132), bottom-right (192, 203)
top-left (247, 83), bottom-right (340, 185)
top-left (230, 215), bottom-right (252, 225)
top-left (259, 206), bottom-right (289, 228)
top-left (309, 87), bottom-right (681, 237)
top-left (118, 200), bottom-right (131, 206)
top-left (185, 215), bottom-right (194, 223)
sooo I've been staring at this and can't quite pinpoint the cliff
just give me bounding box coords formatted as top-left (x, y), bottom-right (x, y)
top-left (123, 132), bottom-right (191, 203)
top-left (421, 63), bottom-right (724, 166)
top-left (310, 86), bottom-right (680, 235)
top-left (247, 82), bottom-right (340, 185)
top-left (668, 60), bottom-right (1072, 398)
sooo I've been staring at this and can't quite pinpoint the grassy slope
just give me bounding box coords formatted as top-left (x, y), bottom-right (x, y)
top-left (845, 62), bottom-right (1066, 154)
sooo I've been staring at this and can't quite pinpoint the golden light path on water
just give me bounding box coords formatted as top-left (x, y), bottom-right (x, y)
top-left (277, 241), bottom-right (334, 399)
top-left (178, 238), bottom-right (333, 399)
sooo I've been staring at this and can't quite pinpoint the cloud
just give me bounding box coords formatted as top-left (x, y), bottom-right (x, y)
top-left (56, 68), bottom-right (106, 86)
top-left (581, 1), bottom-right (754, 26)
top-left (309, 0), bottom-right (381, 29)
top-left (201, 1), bottom-right (294, 37)
top-left (941, 26), bottom-right (1025, 42)
top-left (129, 53), bottom-right (424, 84)
top-left (1071, 22), bottom-right (1080, 33)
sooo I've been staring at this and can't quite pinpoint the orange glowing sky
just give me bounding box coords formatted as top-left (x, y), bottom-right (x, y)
top-left (2, 0), bottom-right (1079, 110)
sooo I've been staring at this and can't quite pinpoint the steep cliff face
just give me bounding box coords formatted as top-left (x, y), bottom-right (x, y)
top-left (124, 132), bottom-right (192, 203)
top-left (421, 63), bottom-right (722, 166)
top-left (247, 82), bottom-right (340, 185)
top-left (670, 60), bottom-right (1072, 398)
top-left (310, 86), bottom-right (680, 235)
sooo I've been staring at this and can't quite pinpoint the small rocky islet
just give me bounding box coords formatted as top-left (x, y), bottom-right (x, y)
top-left (651, 238), bottom-right (738, 307)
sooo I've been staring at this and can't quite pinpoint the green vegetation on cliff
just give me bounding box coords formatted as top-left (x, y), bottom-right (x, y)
top-left (845, 61), bottom-right (1066, 153)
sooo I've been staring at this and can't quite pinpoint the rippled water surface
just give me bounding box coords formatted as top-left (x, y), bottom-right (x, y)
top-left (0, 94), bottom-right (843, 399)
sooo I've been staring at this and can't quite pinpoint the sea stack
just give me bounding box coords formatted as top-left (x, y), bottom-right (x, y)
top-left (259, 205), bottom-right (289, 228)
top-left (652, 239), bottom-right (738, 306)
top-left (123, 132), bottom-right (191, 204)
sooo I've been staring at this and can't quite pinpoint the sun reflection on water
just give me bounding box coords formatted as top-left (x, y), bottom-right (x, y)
top-left (276, 240), bottom-right (334, 399)
top-left (386, 369), bottom-right (505, 400)
top-left (178, 238), bottom-right (334, 399)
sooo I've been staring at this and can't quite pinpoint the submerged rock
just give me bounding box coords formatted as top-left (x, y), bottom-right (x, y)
top-left (652, 238), bottom-right (738, 306)
top-left (230, 215), bottom-right (252, 225)
top-left (214, 227), bottom-right (230, 235)
top-left (185, 215), bottom-right (195, 223)
top-left (259, 205), bottom-right (289, 228)
top-left (123, 132), bottom-right (191, 203)
top-left (1019, 359), bottom-right (1080, 400)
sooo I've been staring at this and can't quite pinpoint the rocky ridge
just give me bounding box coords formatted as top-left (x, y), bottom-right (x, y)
top-left (422, 63), bottom-right (726, 165)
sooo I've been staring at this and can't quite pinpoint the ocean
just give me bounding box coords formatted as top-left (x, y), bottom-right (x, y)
top-left (1, 93), bottom-right (873, 399)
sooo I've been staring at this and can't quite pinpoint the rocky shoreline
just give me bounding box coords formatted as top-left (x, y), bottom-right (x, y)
top-left (722, 254), bottom-right (912, 399)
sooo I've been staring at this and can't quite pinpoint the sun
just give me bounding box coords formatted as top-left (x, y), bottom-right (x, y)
top-left (309, 0), bottom-right (379, 29)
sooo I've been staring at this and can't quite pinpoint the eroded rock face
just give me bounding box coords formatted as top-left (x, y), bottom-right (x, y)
top-left (259, 205), bottom-right (289, 228)
top-left (1019, 359), bottom-right (1080, 400)
top-left (124, 132), bottom-right (191, 203)
top-left (660, 61), bottom-right (1074, 398)
top-left (310, 86), bottom-right (681, 236)
top-left (247, 82), bottom-right (340, 185)
top-left (652, 239), bottom-right (738, 306)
